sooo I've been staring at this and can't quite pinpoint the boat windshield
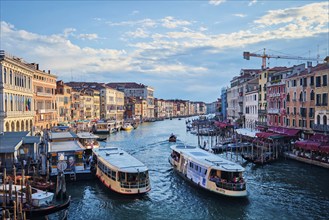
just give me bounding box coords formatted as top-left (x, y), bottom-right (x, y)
top-left (118, 171), bottom-right (149, 189)
top-left (209, 169), bottom-right (246, 191)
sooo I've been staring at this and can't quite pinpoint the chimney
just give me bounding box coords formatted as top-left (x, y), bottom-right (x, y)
top-left (48, 70), bottom-right (51, 74)
top-left (307, 61), bottom-right (312, 74)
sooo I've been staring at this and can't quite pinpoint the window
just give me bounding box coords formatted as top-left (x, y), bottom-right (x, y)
top-left (300, 78), bottom-right (303, 86)
top-left (323, 75), bottom-right (328, 86)
top-left (286, 93), bottom-right (290, 102)
top-left (309, 108), bottom-right (314, 118)
top-left (322, 93), bottom-right (328, 106)
top-left (299, 120), bottom-right (302, 127)
top-left (317, 115), bottom-right (320, 124)
top-left (316, 94), bottom-right (321, 106)
top-left (264, 72), bottom-right (267, 78)
top-left (316, 76), bottom-right (321, 87)
top-left (310, 90), bottom-right (314, 101)
top-left (293, 119), bottom-right (296, 126)
top-left (303, 78), bottom-right (307, 87)
top-left (324, 115), bottom-right (327, 125)
top-left (310, 76), bottom-right (314, 86)
top-left (286, 118), bottom-right (290, 126)
top-left (287, 107), bottom-right (290, 114)
top-left (294, 107), bottom-right (296, 115)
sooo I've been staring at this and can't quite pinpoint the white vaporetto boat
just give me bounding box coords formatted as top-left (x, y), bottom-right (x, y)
top-left (169, 145), bottom-right (247, 197)
top-left (92, 147), bottom-right (151, 195)
top-left (77, 132), bottom-right (100, 149)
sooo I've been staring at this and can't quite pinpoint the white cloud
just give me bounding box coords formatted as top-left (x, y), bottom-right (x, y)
top-left (209, 0), bottom-right (226, 6)
top-left (131, 10), bottom-right (139, 15)
top-left (125, 28), bottom-right (149, 38)
top-left (107, 18), bottom-right (157, 28)
top-left (233, 14), bottom-right (246, 18)
top-left (161, 16), bottom-right (192, 29)
top-left (254, 2), bottom-right (328, 26)
top-left (63, 28), bottom-right (76, 37)
top-left (248, 0), bottom-right (257, 7)
top-left (77, 33), bottom-right (99, 40)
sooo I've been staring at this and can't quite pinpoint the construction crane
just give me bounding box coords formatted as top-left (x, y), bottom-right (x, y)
top-left (243, 48), bottom-right (322, 70)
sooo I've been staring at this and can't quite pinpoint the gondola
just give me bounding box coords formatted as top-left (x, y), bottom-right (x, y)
top-left (25, 196), bottom-right (71, 218)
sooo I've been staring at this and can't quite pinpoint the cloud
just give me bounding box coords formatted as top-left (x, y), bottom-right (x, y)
top-left (63, 28), bottom-right (76, 37)
top-left (209, 0), bottom-right (226, 6)
top-left (77, 33), bottom-right (99, 40)
top-left (233, 14), bottom-right (246, 18)
top-left (248, 0), bottom-right (257, 6)
top-left (161, 16), bottom-right (192, 29)
top-left (125, 28), bottom-right (149, 38)
top-left (254, 2), bottom-right (328, 26)
top-left (107, 18), bottom-right (157, 28)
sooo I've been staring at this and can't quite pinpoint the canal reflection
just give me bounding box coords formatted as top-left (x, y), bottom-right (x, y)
top-left (54, 118), bottom-right (329, 220)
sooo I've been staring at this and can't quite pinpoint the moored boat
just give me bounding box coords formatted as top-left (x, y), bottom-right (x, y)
top-left (169, 145), bottom-right (247, 197)
top-left (122, 122), bottom-right (134, 131)
top-left (92, 147), bottom-right (151, 195)
top-left (77, 132), bottom-right (100, 149)
top-left (0, 184), bottom-right (54, 207)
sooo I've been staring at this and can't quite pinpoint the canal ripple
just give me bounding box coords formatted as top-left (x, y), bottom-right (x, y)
top-left (50, 119), bottom-right (329, 220)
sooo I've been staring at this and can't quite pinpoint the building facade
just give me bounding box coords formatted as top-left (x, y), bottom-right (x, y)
top-left (32, 66), bottom-right (58, 131)
top-left (0, 51), bottom-right (34, 132)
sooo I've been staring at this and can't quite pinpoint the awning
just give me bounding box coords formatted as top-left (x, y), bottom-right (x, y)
top-left (310, 134), bottom-right (329, 143)
top-left (256, 132), bottom-right (281, 139)
top-left (319, 145), bottom-right (329, 153)
top-left (295, 141), bottom-right (320, 151)
top-left (214, 121), bottom-right (233, 129)
top-left (268, 126), bottom-right (300, 136)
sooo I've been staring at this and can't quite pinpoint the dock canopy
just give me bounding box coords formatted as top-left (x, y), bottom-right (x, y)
top-left (214, 121), bottom-right (233, 129)
top-left (256, 132), bottom-right (283, 139)
top-left (319, 145), bottom-right (329, 153)
top-left (295, 141), bottom-right (321, 151)
top-left (268, 126), bottom-right (300, 136)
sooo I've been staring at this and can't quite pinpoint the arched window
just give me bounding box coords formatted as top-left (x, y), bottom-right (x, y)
top-left (324, 115), bottom-right (328, 125)
top-left (310, 90), bottom-right (314, 101)
top-left (3, 68), bottom-right (7, 83)
top-left (10, 71), bottom-right (12, 84)
top-left (299, 92), bottom-right (303, 101)
top-left (286, 93), bottom-right (290, 101)
top-left (303, 91), bottom-right (307, 102)
top-left (317, 115), bottom-right (321, 124)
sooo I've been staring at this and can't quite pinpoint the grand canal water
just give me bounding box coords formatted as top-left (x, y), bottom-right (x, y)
top-left (56, 118), bottom-right (329, 220)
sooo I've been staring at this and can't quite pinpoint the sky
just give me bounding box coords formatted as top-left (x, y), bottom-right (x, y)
top-left (0, 0), bottom-right (328, 103)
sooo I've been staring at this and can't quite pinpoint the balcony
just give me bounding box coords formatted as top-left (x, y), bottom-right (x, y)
top-left (36, 92), bottom-right (53, 97)
top-left (256, 121), bottom-right (268, 127)
top-left (1, 111), bottom-right (35, 117)
top-left (37, 109), bottom-right (57, 114)
top-left (312, 124), bottom-right (329, 132)
top-left (268, 109), bottom-right (279, 114)
top-left (258, 110), bottom-right (267, 115)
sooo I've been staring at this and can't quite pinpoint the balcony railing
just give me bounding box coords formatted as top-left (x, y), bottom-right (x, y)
top-left (268, 109), bottom-right (280, 114)
top-left (312, 124), bottom-right (329, 132)
top-left (256, 121), bottom-right (268, 127)
top-left (36, 92), bottom-right (53, 97)
top-left (258, 110), bottom-right (267, 115)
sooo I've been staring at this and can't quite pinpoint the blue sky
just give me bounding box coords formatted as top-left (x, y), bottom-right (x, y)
top-left (1, 0), bottom-right (328, 102)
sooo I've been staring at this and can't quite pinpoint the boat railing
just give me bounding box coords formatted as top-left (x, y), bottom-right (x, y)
top-left (120, 180), bottom-right (150, 189)
top-left (215, 181), bottom-right (246, 191)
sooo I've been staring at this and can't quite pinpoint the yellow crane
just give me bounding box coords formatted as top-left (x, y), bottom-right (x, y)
top-left (243, 48), bottom-right (321, 70)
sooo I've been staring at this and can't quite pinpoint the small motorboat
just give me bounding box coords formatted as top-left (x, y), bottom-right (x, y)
top-left (169, 134), bottom-right (177, 142)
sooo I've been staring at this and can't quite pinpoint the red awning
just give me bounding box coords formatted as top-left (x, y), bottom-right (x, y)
top-left (310, 134), bottom-right (329, 143)
top-left (268, 126), bottom-right (300, 136)
top-left (319, 145), bottom-right (329, 153)
top-left (295, 141), bottom-right (320, 151)
top-left (214, 121), bottom-right (233, 129)
top-left (256, 132), bottom-right (280, 139)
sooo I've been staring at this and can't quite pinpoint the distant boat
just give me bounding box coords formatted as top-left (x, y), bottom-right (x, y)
top-left (169, 134), bottom-right (177, 142)
top-left (92, 147), bottom-right (151, 195)
top-left (122, 122), bottom-right (134, 131)
top-left (77, 132), bottom-right (100, 149)
top-left (169, 145), bottom-right (247, 197)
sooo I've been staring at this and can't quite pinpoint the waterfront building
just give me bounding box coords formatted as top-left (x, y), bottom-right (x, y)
top-left (190, 102), bottom-right (207, 115)
top-left (99, 85), bottom-right (124, 127)
top-left (32, 66), bottom-right (58, 131)
top-left (164, 100), bottom-right (174, 118)
top-left (107, 82), bottom-right (155, 120)
top-left (206, 100), bottom-right (219, 114)
top-left (313, 58), bottom-right (329, 134)
top-left (56, 80), bottom-right (72, 124)
top-left (82, 88), bottom-right (100, 120)
top-left (256, 67), bottom-right (286, 130)
top-left (285, 64), bottom-right (320, 137)
top-left (221, 87), bottom-right (228, 121)
top-left (0, 51), bottom-right (34, 132)
top-left (154, 98), bottom-right (166, 119)
top-left (245, 78), bottom-right (259, 130)
top-left (71, 90), bottom-right (81, 121)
